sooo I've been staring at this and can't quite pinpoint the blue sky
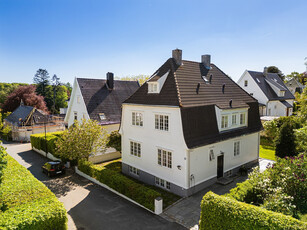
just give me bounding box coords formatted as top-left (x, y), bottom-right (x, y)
top-left (0, 0), bottom-right (306, 84)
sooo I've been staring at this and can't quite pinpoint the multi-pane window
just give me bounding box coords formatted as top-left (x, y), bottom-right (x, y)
top-left (240, 113), bottom-right (246, 125)
top-left (155, 177), bottom-right (171, 190)
top-left (155, 114), bottom-right (169, 131)
top-left (130, 141), bottom-right (141, 157)
top-left (158, 149), bottom-right (172, 168)
top-left (129, 166), bottom-right (139, 176)
top-left (148, 83), bottom-right (158, 93)
top-left (234, 141), bottom-right (240, 156)
top-left (209, 149), bottom-right (215, 161)
top-left (132, 112), bottom-right (143, 126)
top-left (232, 114), bottom-right (237, 125)
top-left (221, 115), bottom-right (228, 129)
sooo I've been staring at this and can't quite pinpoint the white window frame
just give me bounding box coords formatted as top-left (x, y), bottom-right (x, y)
top-left (155, 114), bottom-right (169, 131)
top-left (129, 166), bottom-right (139, 176)
top-left (221, 115), bottom-right (228, 129)
top-left (279, 91), bottom-right (285, 97)
top-left (130, 141), bottom-right (141, 157)
top-left (148, 82), bottom-right (159, 93)
top-left (240, 113), bottom-right (246, 125)
top-left (232, 114), bottom-right (237, 126)
top-left (234, 141), bottom-right (240, 156)
top-left (157, 148), bottom-right (172, 168)
top-left (209, 149), bottom-right (215, 161)
top-left (155, 177), bottom-right (171, 190)
top-left (132, 112), bottom-right (143, 126)
top-left (99, 113), bottom-right (106, 120)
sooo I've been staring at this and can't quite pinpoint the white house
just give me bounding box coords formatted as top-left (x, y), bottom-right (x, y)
top-left (65, 72), bottom-right (139, 133)
top-left (120, 49), bottom-right (263, 197)
top-left (285, 78), bottom-right (305, 95)
top-left (237, 68), bottom-right (295, 117)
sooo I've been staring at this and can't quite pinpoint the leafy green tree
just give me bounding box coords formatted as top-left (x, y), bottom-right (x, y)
top-left (33, 69), bottom-right (50, 97)
top-left (119, 74), bottom-right (149, 85)
top-left (297, 87), bottom-right (307, 123)
top-left (267, 66), bottom-right (285, 81)
top-left (0, 83), bottom-right (28, 107)
top-left (295, 126), bottom-right (307, 153)
top-left (285, 72), bottom-right (304, 84)
top-left (55, 119), bottom-right (108, 162)
top-left (0, 142), bottom-right (7, 184)
top-left (106, 131), bottom-right (121, 151)
top-left (45, 85), bottom-right (68, 114)
top-left (275, 121), bottom-right (297, 158)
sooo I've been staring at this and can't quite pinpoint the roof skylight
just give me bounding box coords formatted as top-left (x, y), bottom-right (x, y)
top-left (256, 78), bottom-right (260, 83)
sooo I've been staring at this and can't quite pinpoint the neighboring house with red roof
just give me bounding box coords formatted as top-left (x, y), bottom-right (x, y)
top-left (64, 72), bottom-right (139, 133)
top-left (237, 68), bottom-right (295, 117)
top-left (119, 49), bottom-right (263, 197)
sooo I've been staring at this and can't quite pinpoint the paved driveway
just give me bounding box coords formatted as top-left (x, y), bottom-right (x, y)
top-left (2, 141), bottom-right (186, 230)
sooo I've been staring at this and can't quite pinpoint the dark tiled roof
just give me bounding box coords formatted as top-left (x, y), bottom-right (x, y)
top-left (5, 105), bottom-right (34, 125)
top-left (280, 100), bottom-right (293, 108)
top-left (285, 78), bottom-right (305, 88)
top-left (125, 58), bottom-right (257, 109)
top-left (248, 71), bottom-right (295, 100)
top-left (125, 57), bottom-right (263, 148)
top-left (77, 78), bottom-right (139, 124)
top-left (181, 102), bottom-right (263, 148)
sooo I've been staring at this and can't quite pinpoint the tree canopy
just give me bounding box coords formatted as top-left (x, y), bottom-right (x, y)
top-left (267, 66), bottom-right (285, 81)
top-left (33, 69), bottom-right (50, 97)
top-left (118, 74), bottom-right (149, 85)
top-left (2, 85), bottom-right (48, 112)
top-left (55, 119), bottom-right (108, 162)
top-left (0, 83), bottom-right (28, 106)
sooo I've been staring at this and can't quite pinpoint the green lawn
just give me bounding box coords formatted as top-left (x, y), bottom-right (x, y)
top-left (259, 145), bottom-right (276, 161)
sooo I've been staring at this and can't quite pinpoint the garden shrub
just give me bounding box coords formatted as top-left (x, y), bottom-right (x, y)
top-left (30, 131), bottom-right (63, 158)
top-left (275, 120), bottom-right (297, 158)
top-left (199, 192), bottom-right (306, 230)
top-left (0, 154), bottom-right (67, 229)
top-left (106, 131), bottom-right (121, 151)
top-left (78, 160), bottom-right (160, 211)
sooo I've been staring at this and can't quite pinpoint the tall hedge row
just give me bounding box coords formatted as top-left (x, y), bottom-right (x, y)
top-left (199, 192), bottom-right (306, 230)
top-left (0, 154), bottom-right (67, 229)
top-left (30, 132), bottom-right (63, 157)
top-left (78, 160), bottom-right (160, 211)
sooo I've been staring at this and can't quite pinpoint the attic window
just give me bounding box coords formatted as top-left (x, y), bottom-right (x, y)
top-left (279, 91), bottom-right (285, 97)
top-left (256, 78), bottom-right (260, 83)
top-left (99, 113), bottom-right (106, 120)
top-left (148, 82), bottom-right (159, 93)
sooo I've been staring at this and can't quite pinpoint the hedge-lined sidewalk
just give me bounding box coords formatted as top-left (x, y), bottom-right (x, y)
top-left (0, 154), bottom-right (67, 229)
top-left (77, 160), bottom-right (180, 213)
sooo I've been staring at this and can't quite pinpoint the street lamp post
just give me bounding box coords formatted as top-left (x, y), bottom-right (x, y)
top-left (44, 115), bottom-right (48, 157)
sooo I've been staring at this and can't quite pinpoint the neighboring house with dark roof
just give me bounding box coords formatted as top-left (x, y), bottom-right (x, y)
top-left (237, 68), bottom-right (295, 117)
top-left (64, 73), bottom-right (139, 133)
top-left (4, 104), bottom-right (65, 142)
top-left (285, 78), bottom-right (305, 95)
top-left (119, 49), bottom-right (263, 197)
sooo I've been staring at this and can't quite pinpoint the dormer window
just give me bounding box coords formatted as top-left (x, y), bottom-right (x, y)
top-left (148, 82), bottom-right (159, 93)
top-left (279, 91), bottom-right (285, 97)
top-left (98, 113), bottom-right (106, 120)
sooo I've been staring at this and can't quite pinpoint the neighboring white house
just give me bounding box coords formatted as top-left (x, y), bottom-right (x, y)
top-left (65, 72), bottom-right (139, 133)
top-left (120, 49), bottom-right (263, 197)
top-left (237, 68), bottom-right (295, 117)
top-left (285, 78), bottom-right (305, 95)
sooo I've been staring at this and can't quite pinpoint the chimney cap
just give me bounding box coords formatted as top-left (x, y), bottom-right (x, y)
top-left (172, 49), bottom-right (182, 66)
top-left (201, 54), bottom-right (211, 69)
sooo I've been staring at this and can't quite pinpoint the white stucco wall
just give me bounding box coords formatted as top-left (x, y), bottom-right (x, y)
top-left (237, 71), bottom-right (269, 105)
top-left (120, 104), bottom-right (189, 188)
top-left (189, 132), bottom-right (259, 187)
top-left (64, 78), bottom-right (89, 127)
top-left (267, 100), bottom-right (294, 117)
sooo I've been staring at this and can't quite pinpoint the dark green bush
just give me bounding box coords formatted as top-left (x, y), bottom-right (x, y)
top-left (106, 131), bottom-right (121, 151)
top-left (0, 154), bottom-right (67, 229)
top-left (30, 132), bottom-right (63, 158)
top-left (275, 120), bottom-right (297, 158)
top-left (78, 160), bottom-right (160, 211)
top-left (199, 192), bottom-right (306, 230)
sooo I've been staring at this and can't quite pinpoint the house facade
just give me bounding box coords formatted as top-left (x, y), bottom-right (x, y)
top-left (285, 78), bottom-right (305, 95)
top-left (120, 49), bottom-right (262, 197)
top-left (237, 69), bottom-right (295, 117)
top-left (65, 72), bottom-right (139, 133)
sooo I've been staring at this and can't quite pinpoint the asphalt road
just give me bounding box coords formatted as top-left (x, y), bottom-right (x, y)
top-left (2, 141), bottom-right (187, 230)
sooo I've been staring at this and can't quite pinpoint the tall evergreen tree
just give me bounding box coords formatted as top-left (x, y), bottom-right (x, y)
top-left (33, 69), bottom-right (50, 97)
top-left (275, 121), bottom-right (297, 158)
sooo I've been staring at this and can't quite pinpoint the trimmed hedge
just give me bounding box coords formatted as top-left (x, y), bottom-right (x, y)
top-left (199, 192), bottom-right (306, 230)
top-left (0, 154), bottom-right (67, 229)
top-left (78, 160), bottom-right (160, 211)
top-left (30, 132), bottom-right (63, 158)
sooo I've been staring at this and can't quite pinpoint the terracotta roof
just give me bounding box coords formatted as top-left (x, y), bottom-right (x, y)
top-left (125, 58), bottom-right (257, 109)
top-left (77, 78), bottom-right (139, 124)
top-left (248, 71), bottom-right (295, 100)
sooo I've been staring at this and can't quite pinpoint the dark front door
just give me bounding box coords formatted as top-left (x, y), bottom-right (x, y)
top-left (217, 155), bottom-right (224, 178)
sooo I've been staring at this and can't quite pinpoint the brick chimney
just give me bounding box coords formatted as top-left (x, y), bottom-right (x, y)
top-left (201, 55), bottom-right (211, 69)
top-left (106, 72), bottom-right (114, 89)
top-left (172, 49), bottom-right (182, 66)
top-left (263, 67), bottom-right (268, 77)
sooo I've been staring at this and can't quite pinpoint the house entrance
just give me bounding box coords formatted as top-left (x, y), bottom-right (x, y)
top-left (217, 155), bottom-right (224, 178)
